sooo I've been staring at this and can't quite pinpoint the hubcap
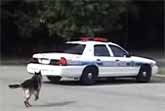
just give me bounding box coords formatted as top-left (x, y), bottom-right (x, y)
top-left (142, 71), bottom-right (147, 77)
top-left (87, 73), bottom-right (93, 79)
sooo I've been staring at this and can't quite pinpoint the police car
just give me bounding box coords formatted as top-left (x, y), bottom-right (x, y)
top-left (27, 37), bottom-right (159, 85)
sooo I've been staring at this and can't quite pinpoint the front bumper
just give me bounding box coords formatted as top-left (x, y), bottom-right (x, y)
top-left (152, 65), bottom-right (159, 75)
top-left (27, 63), bottom-right (85, 78)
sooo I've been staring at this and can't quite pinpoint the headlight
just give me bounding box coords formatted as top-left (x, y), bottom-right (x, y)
top-left (151, 61), bottom-right (159, 67)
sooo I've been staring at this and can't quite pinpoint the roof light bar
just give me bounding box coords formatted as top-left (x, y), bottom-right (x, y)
top-left (80, 37), bottom-right (107, 42)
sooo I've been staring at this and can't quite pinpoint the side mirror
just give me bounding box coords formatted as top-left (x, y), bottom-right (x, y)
top-left (124, 53), bottom-right (131, 57)
top-left (126, 53), bottom-right (131, 57)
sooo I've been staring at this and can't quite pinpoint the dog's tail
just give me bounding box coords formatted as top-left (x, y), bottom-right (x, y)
top-left (8, 84), bottom-right (21, 88)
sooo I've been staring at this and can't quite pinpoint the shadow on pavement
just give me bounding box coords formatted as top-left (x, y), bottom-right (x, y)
top-left (44, 77), bottom-right (165, 86)
top-left (33, 100), bottom-right (76, 108)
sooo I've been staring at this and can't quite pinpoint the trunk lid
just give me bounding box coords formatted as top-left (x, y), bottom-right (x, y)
top-left (32, 53), bottom-right (81, 65)
top-left (33, 52), bottom-right (81, 60)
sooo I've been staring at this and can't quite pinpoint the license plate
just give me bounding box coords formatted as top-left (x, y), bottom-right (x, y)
top-left (39, 59), bottom-right (50, 64)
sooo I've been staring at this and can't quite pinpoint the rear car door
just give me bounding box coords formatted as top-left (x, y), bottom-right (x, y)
top-left (93, 44), bottom-right (116, 77)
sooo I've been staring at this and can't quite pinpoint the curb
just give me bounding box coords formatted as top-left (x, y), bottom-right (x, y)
top-left (154, 74), bottom-right (165, 78)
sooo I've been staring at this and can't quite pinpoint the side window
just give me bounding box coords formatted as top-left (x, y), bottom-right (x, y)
top-left (109, 45), bottom-right (128, 57)
top-left (94, 45), bottom-right (110, 56)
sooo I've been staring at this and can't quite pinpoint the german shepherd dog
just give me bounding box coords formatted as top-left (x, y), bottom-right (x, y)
top-left (8, 72), bottom-right (42, 107)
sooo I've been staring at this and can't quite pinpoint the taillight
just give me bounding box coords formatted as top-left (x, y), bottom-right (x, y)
top-left (58, 57), bottom-right (67, 66)
top-left (30, 58), bottom-right (38, 63)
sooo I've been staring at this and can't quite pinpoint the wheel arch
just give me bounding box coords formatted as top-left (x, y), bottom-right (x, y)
top-left (139, 63), bottom-right (152, 73)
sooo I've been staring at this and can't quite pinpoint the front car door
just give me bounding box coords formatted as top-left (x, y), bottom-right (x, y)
top-left (108, 44), bottom-right (139, 76)
top-left (93, 44), bottom-right (124, 77)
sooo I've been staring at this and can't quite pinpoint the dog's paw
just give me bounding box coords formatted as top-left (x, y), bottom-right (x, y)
top-left (24, 101), bottom-right (32, 107)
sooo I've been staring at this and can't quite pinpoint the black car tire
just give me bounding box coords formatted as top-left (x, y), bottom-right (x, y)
top-left (136, 65), bottom-right (151, 83)
top-left (80, 66), bottom-right (98, 85)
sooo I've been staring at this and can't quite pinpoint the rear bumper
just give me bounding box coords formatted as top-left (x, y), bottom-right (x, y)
top-left (27, 63), bottom-right (85, 78)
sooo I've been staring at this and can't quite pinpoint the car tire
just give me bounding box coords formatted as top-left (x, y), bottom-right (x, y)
top-left (136, 65), bottom-right (151, 83)
top-left (80, 66), bottom-right (98, 85)
top-left (47, 76), bottom-right (61, 83)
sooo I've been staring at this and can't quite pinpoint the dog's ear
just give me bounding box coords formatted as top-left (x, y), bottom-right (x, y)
top-left (35, 71), bottom-right (41, 75)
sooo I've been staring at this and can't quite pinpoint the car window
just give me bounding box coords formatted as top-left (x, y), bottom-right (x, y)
top-left (109, 45), bottom-right (128, 57)
top-left (63, 44), bottom-right (86, 55)
top-left (94, 45), bottom-right (110, 56)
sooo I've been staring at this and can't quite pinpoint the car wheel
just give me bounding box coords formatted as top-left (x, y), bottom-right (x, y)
top-left (47, 76), bottom-right (61, 83)
top-left (80, 66), bottom-right (98, 85)
top-left (136, 65), bottom-right (151, 83)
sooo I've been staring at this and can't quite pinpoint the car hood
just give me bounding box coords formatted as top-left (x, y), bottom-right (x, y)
top-left (131, 56), bottom-right (156, 64)
top-left (33, 53), bottom-right (81, 60)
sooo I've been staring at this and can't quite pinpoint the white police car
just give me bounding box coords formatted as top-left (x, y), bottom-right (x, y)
top-left (27, 37), bottom-right (159, 85)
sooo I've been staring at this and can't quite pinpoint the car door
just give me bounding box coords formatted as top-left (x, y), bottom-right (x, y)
top-left (93, 44), bottom-right (116, 77)
top-left (108, 45), bottom-right (139, 76)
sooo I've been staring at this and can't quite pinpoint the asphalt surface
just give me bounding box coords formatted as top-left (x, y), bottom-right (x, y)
top-left (0, 65), bottom-right (165, 111)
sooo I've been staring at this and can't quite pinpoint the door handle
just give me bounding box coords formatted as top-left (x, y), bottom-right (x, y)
top-left (97, 59), bottom-right (101, 61)
top-left (96, 59), bottom-right (103, 65)
top-left (115, 59), bottom-right (120, 62)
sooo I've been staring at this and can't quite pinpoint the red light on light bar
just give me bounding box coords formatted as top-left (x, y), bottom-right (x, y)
top-left (80, 37), bottom-right (107, 42)
top-left (93, 37), bottom-right (107, 42)
top-left (80, 37), bottom-right (91, 41)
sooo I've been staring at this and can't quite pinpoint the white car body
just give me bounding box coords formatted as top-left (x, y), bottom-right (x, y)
top-left (27, 39), bottom-right (159, 84)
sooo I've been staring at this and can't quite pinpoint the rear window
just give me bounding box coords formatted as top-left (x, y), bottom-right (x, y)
top-left (34, 43), bottom-right (85, 55)
top-left (63, 44), bottom-right (86, 55)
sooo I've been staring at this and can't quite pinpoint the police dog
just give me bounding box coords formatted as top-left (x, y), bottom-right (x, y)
top-left (8, 72), bottom-right (42, 107)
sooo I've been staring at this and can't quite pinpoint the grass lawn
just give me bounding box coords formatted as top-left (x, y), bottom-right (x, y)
top-left (159, 67), bottom-right (165, 74)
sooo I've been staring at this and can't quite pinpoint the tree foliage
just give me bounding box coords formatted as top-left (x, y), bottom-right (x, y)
top-left (2, 0), bottom-right (37, 38)
top-left (2, 0), bottom-right (129, 40)
top-left (39, 0), bottom-right (128, 39)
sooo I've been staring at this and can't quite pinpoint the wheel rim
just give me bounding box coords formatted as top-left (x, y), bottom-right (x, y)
top-left (87, 73), bottom-right (93, 79)
top-left (81, 67), bottom-right (98, 85)
top-left (142, 71), bottom-right (147, 77)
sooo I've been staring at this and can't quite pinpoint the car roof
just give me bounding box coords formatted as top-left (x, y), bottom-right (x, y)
top-left (66, 41), bottom-right (120, 47)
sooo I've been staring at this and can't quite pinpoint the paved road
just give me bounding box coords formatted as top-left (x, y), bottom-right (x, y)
top-left (0, 65), bottom-right (165, 111)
